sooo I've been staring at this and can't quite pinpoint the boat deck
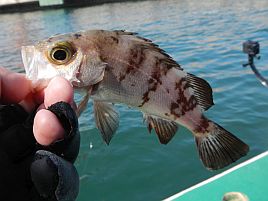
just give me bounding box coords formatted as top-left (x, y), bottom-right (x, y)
top-left (165, 151), bottom-right (268, 201)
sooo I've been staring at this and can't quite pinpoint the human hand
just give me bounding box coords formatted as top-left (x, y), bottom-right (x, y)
top-left (0, 67), bottom-right (80, 201)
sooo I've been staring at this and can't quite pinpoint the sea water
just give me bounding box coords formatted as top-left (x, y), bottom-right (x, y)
top-left (0, 0), bottom-right (268, 200)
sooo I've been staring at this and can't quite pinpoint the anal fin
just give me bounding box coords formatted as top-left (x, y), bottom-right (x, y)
top-left (187, 73), bottom-right (214, 111)
top-left (94, 101), bottom-right (119, 145)
top-left (144, 114), bottom-right (178, 144)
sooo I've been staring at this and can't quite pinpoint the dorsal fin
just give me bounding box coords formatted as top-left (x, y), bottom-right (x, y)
top-left (187, 73), bottom-right (214, 111)
top-left (144, 114), bottom-right (178, 144)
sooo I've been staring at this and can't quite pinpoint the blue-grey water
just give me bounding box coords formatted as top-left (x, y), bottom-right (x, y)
top-left (1, 0), bottom-right (268, 200)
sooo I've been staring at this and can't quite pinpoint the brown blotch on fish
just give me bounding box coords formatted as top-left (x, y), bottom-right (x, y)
top-left (109, 36), bottom-right (119, 44)
top-left (194, 116), bottom-right (210, 133)
top-left (152, 59), bottom-right (162, 82)
top-left (175, 78), bottom-right (187, 90)
top-left (170, 102), bottom-right (183, 118)
top-left (128, 46), bottom-right (146, 68)
top-left (184, 96), bottom-right (198, 111)
top-left (148, 80), bottom-right (158, 92)
top-left (175, 80), bottom-right (197, 113)
top-left (158, 58), bottom-right (174, 75)
top-left (74, 33), bottom-right (82, 39)
top-left (177, 88), bottom-right (187, 105)
top-left (183, 82), bottom-right (190, 90)
top-left (139, 91), bottom-right (150, 107)
top-left (118, 73), bottom-right (126, 82)
top-left (148, 78), bottom-right (154, 84)
top-left (126, 65), bottom-right (135, 74)
top-left (123, 46), bottom-right (147, 80)
top-left (175, 82), bottom-right (180, 90)
top-left (139, 76), bottom-right (159, 107)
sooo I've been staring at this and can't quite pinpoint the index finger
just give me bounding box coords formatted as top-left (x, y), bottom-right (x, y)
top-left (0, 67), bottom-right (32, 104)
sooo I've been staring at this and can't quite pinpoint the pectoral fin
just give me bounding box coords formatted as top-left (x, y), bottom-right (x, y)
top-left (144, 114), bottom-right (178, 144)
top-left (94, 101), bottom-right (119, 145)
top-left (76, 93), bottom-right (90, 117)
top-left (76, 87), bottom-right (93, 117)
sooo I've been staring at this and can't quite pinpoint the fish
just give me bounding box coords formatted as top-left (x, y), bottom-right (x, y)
top-left (21, 30), bottom-right (249, 170)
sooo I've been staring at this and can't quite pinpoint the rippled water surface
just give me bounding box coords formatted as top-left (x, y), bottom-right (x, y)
top-left (1, 0), bottom-right (268, 200)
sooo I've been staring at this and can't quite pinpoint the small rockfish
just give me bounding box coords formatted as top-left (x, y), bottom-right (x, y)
top-left (21, 30), bottom-right (249, 170)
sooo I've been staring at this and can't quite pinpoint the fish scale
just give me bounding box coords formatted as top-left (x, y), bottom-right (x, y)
top-left (21, 29), bottom-right (249, 170)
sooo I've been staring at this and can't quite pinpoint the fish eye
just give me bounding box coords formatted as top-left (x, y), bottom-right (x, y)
top-left (53, 49), bottom-right (67, 61)
top-left (48, 42), bottom-right (76, 65)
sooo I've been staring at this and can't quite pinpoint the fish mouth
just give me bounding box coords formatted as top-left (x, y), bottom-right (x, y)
top-left (21, 45), bottom-right (51, 89)
top-left (21, 45), bottom-right (35, 79)
top-left (21, 45), bottom-right (44, 88)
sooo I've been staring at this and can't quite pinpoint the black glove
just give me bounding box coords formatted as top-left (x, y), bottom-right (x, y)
top-left (0, 102), bottom-right (80, 201)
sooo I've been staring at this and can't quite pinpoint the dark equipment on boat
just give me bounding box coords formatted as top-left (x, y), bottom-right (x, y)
top-left (242, 40), bottom-right (268, 87)
top-left (243, 40), bottom-right (260, 57)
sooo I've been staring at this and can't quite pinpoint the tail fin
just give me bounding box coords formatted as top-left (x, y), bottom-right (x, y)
top-left (195, 121), bottom-right (249, 170)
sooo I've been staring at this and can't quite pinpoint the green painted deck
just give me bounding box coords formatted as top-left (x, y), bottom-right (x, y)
top-left (39, 0), bottom-right (63, 6)
top-left (165, 151), bottom-right (268, 201)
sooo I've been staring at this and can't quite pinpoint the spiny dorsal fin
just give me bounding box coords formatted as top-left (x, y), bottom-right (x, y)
top-left (144, 114), bottom-right (178, 144)
top-left (93, 101), bottom-right (119, 145)
top-left (187, 73), bottom-right (214, 111)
